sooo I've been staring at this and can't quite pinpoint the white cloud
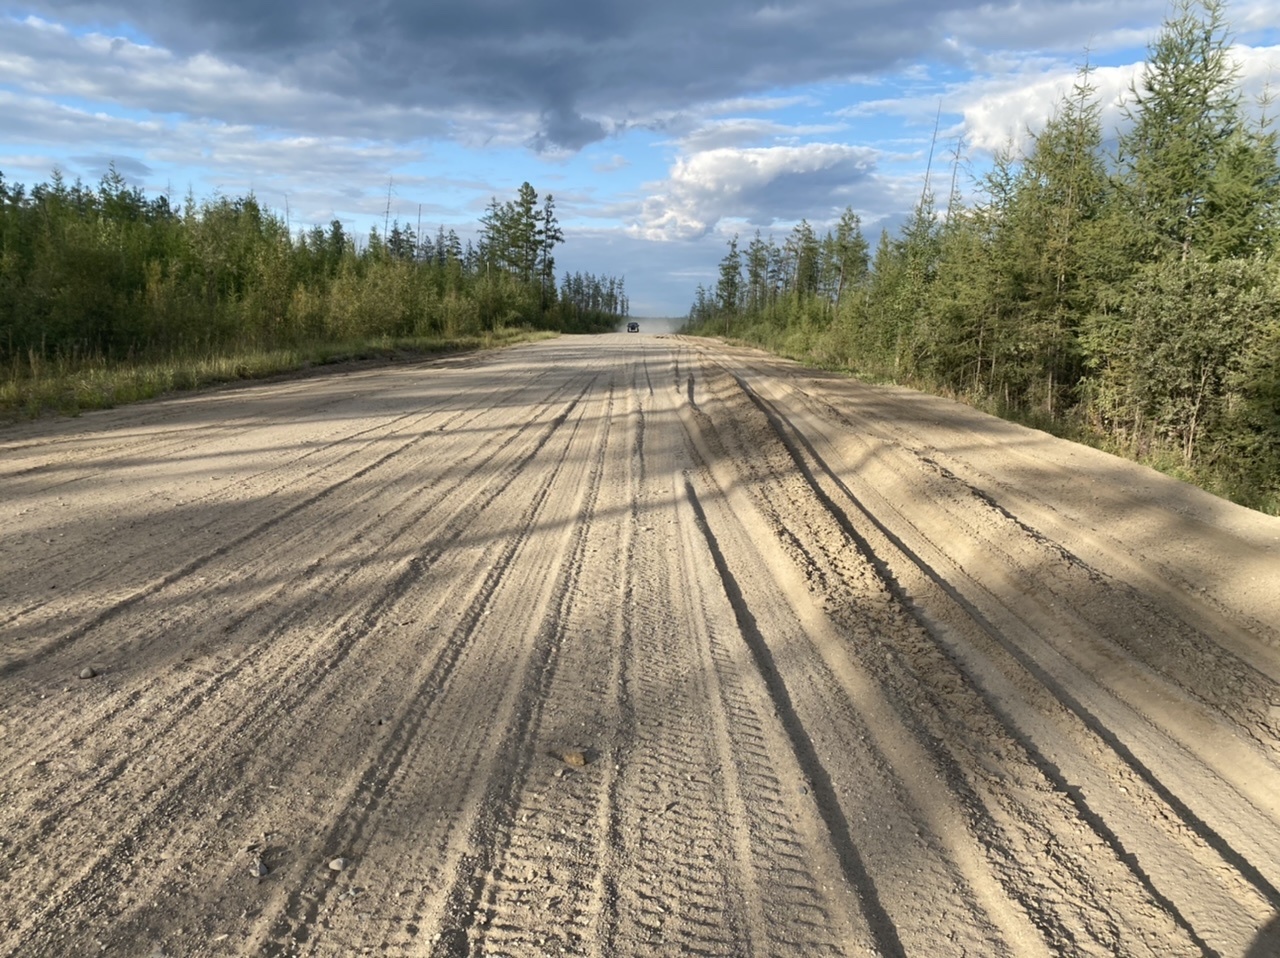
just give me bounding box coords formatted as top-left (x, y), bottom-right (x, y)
top-left (705, 95), bottom-right (819, 114)
top-left (835, 38), bottom-right (1280, 163)
top-left (956, 63), bottom-right (1138, 154)
top-left (674, 118), bottom-right (848, 152)
top-left (591, 154), bottom-right (631, 173)
top-left (959, 42), bottom-right (1280, 155)
top-left (938, 1), bottom-right (1168, 58)
top-left (632, 143), bottom-right (880, 241)
top-left (0, 88), bottom-right (164, 145)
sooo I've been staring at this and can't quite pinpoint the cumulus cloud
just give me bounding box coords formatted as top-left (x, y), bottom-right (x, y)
top-left (954, 63), bottom-right (1137, 154)
top-left (632, 143), bottom-right (879, 240)
top-left (961, 42), bottom-right (1280, 155)
top-left (837, 38), bottom-right (1280, 161)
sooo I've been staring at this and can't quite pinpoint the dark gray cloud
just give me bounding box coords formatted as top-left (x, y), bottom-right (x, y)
top-left (529, 105), bottom-right (607, 153)
top-left (18, 0), bottom-right (1158, 150)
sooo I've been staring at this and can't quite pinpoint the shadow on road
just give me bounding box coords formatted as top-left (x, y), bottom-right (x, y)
top-left (1247, 913), bottom-right (1280, 958)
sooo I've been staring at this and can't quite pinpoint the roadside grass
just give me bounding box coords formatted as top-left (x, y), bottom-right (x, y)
top-left (0, 328), bottom-right (556, 422)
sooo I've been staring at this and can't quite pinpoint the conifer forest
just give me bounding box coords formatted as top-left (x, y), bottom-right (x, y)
top-left (0, 174), bottom-right (628, 376)
top-left (685, 0), bottom-right (1280, 511)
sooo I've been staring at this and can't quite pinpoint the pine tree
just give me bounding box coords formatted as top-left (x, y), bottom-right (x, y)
top-left (745, 231), bottom-right (771, 314)
top-left (1019, 63), bottom-right (1109, 411)
top-left (511, 182), bottom-right (540, 284)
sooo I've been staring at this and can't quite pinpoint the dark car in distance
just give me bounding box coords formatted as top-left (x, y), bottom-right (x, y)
top-left (626, 322), bottom-right (640, 332)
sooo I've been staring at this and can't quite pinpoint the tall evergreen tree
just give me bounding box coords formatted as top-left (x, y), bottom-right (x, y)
top-left (537, 192), bottom-right (564, 302)
top-left (1116, 0), bottom-right (1249, 261)
top-left (745, 231), bottom-right (772, 314)
top-left (829, 207), bottom-right (870, 314)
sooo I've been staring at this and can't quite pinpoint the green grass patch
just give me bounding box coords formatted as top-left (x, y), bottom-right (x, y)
top-left (0, 328), bottom-right (556, 422)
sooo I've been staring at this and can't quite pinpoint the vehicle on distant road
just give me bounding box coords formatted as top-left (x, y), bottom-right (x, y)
top-left (626, 321), bottom-right (640, 332)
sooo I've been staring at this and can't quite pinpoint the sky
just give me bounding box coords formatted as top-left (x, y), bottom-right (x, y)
top-left (1, 1), bottom-right (1277, 317)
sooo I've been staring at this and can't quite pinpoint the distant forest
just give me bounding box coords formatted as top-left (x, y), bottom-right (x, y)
top-left (0, 175), bottom-right (629, 370)
top-left (685, 0), bottom-right (1280, 511)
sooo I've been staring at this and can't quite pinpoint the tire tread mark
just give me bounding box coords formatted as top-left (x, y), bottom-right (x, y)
top-left (682, 475), bottom-right (907, 958)
top-left (0, 383), bottom-right (596, 955)
top-left (0, 366), bottom-right (560, 634)
top-left (256, 377), bottom-right (602, 953)
top-left (0, 373), bottom-right (576, 791)
top-left (728, 371), bottom-right (1276, 940)
top-left (414, 378), bottom-right (612, 956)
top-left (0, 371), bottom-right (574, 675)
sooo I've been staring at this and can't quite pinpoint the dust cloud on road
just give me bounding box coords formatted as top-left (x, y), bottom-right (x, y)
top-left (3, 334), bottom-right (1279, 957)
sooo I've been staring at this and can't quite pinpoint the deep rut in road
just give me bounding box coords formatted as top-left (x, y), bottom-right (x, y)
top-left (2, 336), bottom-right (1278, 957)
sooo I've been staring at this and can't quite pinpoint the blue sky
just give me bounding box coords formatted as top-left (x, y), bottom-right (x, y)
top-left (1, 1), bottom-right (1277, 316)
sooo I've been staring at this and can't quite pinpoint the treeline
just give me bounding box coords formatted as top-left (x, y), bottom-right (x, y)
top-left (686, 0), bottom-right (1280, 510)
top-left (0, 174), bottom-right (628, 371)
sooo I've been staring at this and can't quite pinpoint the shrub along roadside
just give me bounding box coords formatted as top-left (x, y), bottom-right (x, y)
top-left (684, 0), bottom-right (1280, 516)
top-left (1, 174), bottom-right (629, 419)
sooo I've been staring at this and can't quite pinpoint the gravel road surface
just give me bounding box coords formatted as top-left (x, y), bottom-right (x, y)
top-left (2, 334), bottom-right (1279, 957)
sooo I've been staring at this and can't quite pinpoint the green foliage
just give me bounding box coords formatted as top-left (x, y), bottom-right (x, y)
top-left (1115, 0), bottom-right (1270, 262)
top-left (0, 175), bottom-right (626, 407)
top-left (682, 1), bottom-right (1280, 512)
top-left (716, 235), bottom-right (743, 316)
top-left (1083, 256), bottom-right (1275, 464)
top-left (1223, 304), bottom-right (1280, 508)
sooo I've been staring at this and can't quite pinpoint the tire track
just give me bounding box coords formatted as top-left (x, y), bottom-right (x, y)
top-left (431, 378), bottom-right (618, 958)
top-left (0, 365), bottom-right (579, 778)
top-left (676, 472), bottom-right (868, 957)
top-left (683, 475), bottom-right (905, 957)
top-left (718, 360), bottom-right (1277, 953)
top-left (0, 365), bottom-right (558, 637)
top-left (6, 336), bottom-right (1278, 958)
top-left (0, 378), bottom-right (599, 956)
top-left (684, 360), bottom-right (1186, 953)
top-left (253, 373), bottom-right (609, 956)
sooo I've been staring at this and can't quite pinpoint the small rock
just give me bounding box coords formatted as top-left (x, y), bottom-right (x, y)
top-left (549, 747), bottom-right (592, 768)
top-left (329, 857), bottom-right (348, 872)
top-left (249, 856), bottom-right (269, 878)
top-left (79, 667), bottom-right (97, 680)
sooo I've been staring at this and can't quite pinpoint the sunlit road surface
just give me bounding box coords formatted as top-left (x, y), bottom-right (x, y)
top-left (3, 333), bottom-right (1279, 957)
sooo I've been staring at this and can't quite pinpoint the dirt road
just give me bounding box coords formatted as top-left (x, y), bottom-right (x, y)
top-left (3, 334), bottom-right (1279, 957)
